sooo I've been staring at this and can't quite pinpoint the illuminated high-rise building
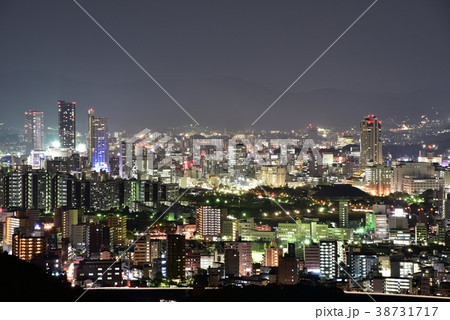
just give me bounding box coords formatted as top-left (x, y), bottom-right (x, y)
top-left (54, 208), bottom-right (81, 240)
top-left (0, 171), bottom-right (5, 207)
top-left (304, 244), bottom-right (320, 274)
top-left (12, 231), bottom-right (47, 262)
top-left (437, 186), bottom-right (446, 220)
top-left (107, 215), bottom-right (127, 246)
top-left (133, 235), bottom-right (160, 265)
top-left (4, 216), bottom-right (20, 245)
top-left (228, 142), bottom-right (247, 177)
top-left (57, 100), bottom-right (76, 149)
top-left (374, 213), bottom-right (389, 240)
top-left (319, 240), bottom-right (338, 280)
top-left (415, 222), bottom-right (428, 244)
top-left (196, 206), bottom-right (222, 240)
top-left (264, 246), bottom-right (283, 267)
top-left (349, 251), bottom-right (378, 280)
top-left (360, 115), bottom-right (382, 169)
top-left (24, 110), bottom-right (44, 154)
top-left (6, 171), bottom-right (25, 209)
top-left (26, 170), bottom-right (49, 211)
top-left (338, 201), bottom-right (349, 228)
top-left (364, 165), bottom-right (392, 196)
top-left (88, 108), bottom-right (109, 172)
top-left (222, 220), bottom-right (238, 241)
top-left (52, 173), bottom-right (77, 209)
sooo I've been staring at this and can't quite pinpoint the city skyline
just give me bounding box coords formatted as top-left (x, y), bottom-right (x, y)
top-left (1, 0), bottom-right (450, 306)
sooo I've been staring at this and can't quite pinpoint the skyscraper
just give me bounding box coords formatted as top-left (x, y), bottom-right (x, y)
top-left (57, 100), bottom-right (76, 149)
top-left (24, 110), bottom-right (44, 154)
top-left (88, 108), bottom-right (109, 172)
top-left (360, 115), bottom-right (382, 169)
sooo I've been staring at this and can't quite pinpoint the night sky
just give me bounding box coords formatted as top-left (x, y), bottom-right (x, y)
top-left (1, 0), bottom-right (449, 133)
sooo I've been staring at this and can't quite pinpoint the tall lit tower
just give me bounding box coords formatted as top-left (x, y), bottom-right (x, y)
top-left (319, 241), bottom-right (338, 280)
top-left (338, 201), bottom-right (349, 228)
top-left (88, 108), bottom-right (109, 172)
top-left (360, 114), bottom-right (382, 169)
top-left (24, 110), bottom-right (44, 154)
top-left (58, 100), bottom-right (76, 149)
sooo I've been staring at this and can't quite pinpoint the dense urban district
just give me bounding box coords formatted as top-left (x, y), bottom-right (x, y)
top-left (1, 101), bottom-right (450, 301)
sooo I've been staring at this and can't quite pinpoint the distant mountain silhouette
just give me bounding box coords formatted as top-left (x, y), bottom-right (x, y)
top-left (1, 70), bottom-right (449, 132)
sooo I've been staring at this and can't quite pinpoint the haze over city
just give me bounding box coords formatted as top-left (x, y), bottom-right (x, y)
top-left (1, 0), bottom-right (450, 132)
